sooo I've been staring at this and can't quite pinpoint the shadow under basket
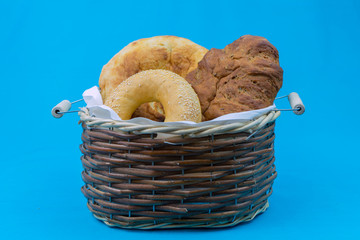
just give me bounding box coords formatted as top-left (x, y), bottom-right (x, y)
top-left (78, 108), bottom-right (280, 229)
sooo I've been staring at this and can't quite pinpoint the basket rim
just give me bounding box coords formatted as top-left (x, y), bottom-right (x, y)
top-left (79, 107), bottom-right (280, 137)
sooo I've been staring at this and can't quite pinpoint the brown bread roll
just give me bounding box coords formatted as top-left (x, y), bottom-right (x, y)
top-left (185, 35), bottom-right (283, 121)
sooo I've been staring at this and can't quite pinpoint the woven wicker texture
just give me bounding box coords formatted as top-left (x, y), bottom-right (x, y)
top-left (78, 107), bottom-right (280, 137)
top-left (79, 109), bottom-right (279, 229)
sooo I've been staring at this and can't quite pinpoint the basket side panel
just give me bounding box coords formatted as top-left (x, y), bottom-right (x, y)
top-left (79, 122), bottom-right (277, 229)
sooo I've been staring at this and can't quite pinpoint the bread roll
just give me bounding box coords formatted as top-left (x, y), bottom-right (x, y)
top-left (99, 36), bottom-right (208, 121)
top-left (186, 35), bottom-right (283, 121)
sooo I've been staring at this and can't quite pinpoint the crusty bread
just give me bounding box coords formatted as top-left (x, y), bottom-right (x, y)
top-left (186, 35), bottom-right (283, 121)
top-left (99, 36), bottom-right (208, 121)
top-left (104, 70), bottom-right (202, 123)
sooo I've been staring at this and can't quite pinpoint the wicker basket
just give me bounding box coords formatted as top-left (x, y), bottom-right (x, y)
top-left (76, 108), bottom-right (282, 229)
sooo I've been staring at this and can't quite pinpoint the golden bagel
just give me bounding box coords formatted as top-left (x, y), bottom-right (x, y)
top-left (105, 70), bottom-right (202, 123)
top-left (99, 36), bottom-right (208, 121)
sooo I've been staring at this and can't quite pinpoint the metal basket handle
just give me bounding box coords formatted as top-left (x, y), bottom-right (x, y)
top-left (51, 92), bottom-right (305, 118)
top-left (275, 92), bottom-right (305, 115)
top-left (51, 99), bottom-right (83, 118)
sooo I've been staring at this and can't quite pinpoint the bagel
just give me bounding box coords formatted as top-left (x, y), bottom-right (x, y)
top-left (104, 70), bottom-right (202, 123)
top-left (99, 36), bottom-right (208, 121)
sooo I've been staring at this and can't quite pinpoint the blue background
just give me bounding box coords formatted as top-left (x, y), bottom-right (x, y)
top-left (1, 0), bottom-right (359, 239)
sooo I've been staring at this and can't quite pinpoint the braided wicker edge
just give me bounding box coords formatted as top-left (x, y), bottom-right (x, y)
top-left (78, 108), bottom-right (281, 137)
top-left (92, 201), bottom-right (269, 230)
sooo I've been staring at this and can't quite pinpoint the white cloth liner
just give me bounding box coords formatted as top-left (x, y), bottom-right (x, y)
top-left (82, 86), bottom-right (277, 126)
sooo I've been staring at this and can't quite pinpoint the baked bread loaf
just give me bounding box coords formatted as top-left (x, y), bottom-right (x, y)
top-left (99, 36), bottom-right (208, 121)
top-left (186, 35), bottom-right (283, 121)
top-left (104, 70), bottom-right (202, 123)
